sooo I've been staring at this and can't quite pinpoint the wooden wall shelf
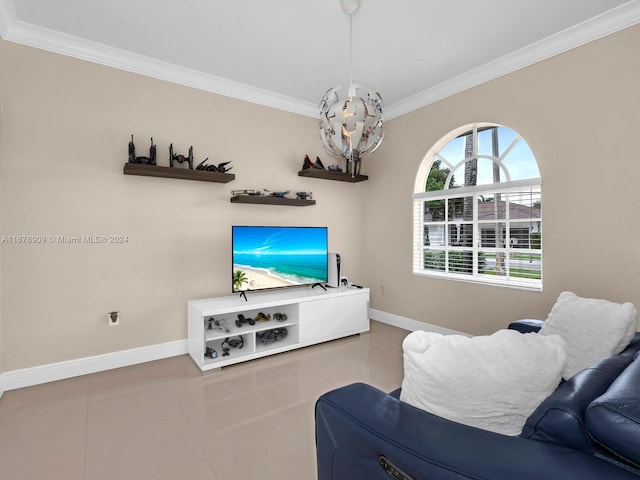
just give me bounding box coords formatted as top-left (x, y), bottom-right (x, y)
top-left (124, 163), bottom-right (235, 183)
top-left (298, 169), bottom-right (368, 183)
top-left (230, 195), bottom-right (315, 206)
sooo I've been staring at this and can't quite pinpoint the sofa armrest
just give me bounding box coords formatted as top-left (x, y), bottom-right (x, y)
top-left (508, 318), bottom-right (544, 333)
top-left (316, 383), bottom-right (638, 480)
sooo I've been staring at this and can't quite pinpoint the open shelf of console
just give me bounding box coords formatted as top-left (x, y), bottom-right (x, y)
top-left (188, 286), bottom-right (370, 370)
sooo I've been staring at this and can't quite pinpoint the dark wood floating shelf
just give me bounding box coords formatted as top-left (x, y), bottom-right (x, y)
top-left (123, 163), bottom-right (235, 183)
top-left (298, 168), bottom-right (368, 183)
top-left (230, 195), bottom-right (316, 206)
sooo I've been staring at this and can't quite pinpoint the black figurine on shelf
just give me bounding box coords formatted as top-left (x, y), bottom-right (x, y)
top-left (302, 154), bottom-right (328, 170)
top-left (273, 312), bottom-right (288, 322)
top-left (206, 316), bottom-right (230, 334)
top-left (302, 154), bottom-right (315, 170)
top-left (169, 143), bottom-right (194, 169)
top-left (256, 327), bottom-right (288, 345)
top-left (266, 190), bottom-right (290, 198)
top-left (232, 189), bottom-right (261, 196)
top-left (128, 135), bottom-right (157, 165)
top-left (221, 335), bottom-right (244, 357)
top-left (235, 314), bottom-right (255, 328)
top-left (296, 191), bottom-right (313, 200)
top-left (196, 159), bottom-right (233, 173)
top-left (205, 346), bottom-right (218, 359)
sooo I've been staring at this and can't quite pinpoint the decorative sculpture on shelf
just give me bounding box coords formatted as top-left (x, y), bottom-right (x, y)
top-left (169, 143), bottom-right (194, 169)
top-left (302, 155), bottom-right (327, 170)
top-left (235, 314), bottom-right (255, 327)
top-left (221, 335), bottom-right (244, 357)
top-left (128, 135), bottom-right (156, 165)
top-left (256, 327), bottom-right (288, 345)
top-left (232, 189), bottom-right (262, 196)
top-left (273, 313), bottom-right (288, 322)
top-left (196, 159), bottom-right (233, 173)
top-left (205, 346), bottom-right (218, 359)
top-left (254, 312), bottom-right (272, 322)
top-left (267, 190), bottom-right (290, 198)
top-left (206, 316), bottom-right (231, 334)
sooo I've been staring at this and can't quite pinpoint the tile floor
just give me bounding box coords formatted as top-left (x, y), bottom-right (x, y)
top-left (0, 321), bottom-right (408, 480)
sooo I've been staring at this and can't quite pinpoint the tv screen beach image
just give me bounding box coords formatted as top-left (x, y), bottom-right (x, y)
top-left (232, 226), bottom-right (328, 292)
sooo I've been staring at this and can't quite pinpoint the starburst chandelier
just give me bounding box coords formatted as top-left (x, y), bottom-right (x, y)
top-left (319, 0), bottom-right (384, 177)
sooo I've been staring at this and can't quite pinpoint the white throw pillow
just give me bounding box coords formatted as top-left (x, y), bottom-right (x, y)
top-left (539, 291), bottom-right (638, 379)
top-left (400, 329), bottom-right (567, 436)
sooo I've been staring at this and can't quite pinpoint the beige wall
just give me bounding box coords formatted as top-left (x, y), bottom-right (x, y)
top-left (1, 24), bottom-right (639, 372)
top-left (0, 40), bottom-right (4, 375)
top-left (0, 41), bottom-right (367, 371)
top-left (364, 24), bottom-right (640, 335)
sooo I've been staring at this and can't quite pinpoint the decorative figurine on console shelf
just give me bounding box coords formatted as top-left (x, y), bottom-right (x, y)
top-left (196, 159), bottom-right (233, 173)
top-left (128, 135), bottom-right (157, 165)
top-left (256, 327), bottom-right (288, 345)
top-left (273, 312), bottom-right (288, 322)
top-left (169, 143), bottom-right (194, 169)
top-left (235, 314), bottom-right (255, 328)
top-left (254, 312), bottom-right (271, 322)
top-left (205, 346), bottom-right (218, 359)
top-left (221, 335), bottom-right (244, 357)
top-left (206, 316), bottom-right (231, 334)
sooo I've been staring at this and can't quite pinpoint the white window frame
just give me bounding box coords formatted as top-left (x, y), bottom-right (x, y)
top-left (412, 124), bottom-right (542, 291)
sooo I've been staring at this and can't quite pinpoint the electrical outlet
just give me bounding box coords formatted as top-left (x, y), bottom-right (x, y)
top-left (108, 311), bottom-right (120, 326)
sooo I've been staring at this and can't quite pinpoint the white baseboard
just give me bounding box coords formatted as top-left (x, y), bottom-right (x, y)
top-left (0, 309), bottom-right (464, 398)
top-left (0, 339), bottom-right (188, 398)
top-left (369, 308), bottom-right (471, 336)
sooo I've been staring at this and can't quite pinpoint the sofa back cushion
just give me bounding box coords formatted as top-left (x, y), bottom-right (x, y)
top-left (521, 354), bottom-right (634, 452)
top-left (587, 357), bottom-right (640, 467)
top-left (400, 329), bottom-right (567, 436)
top-left (539, 291), bottom-right (637, 379)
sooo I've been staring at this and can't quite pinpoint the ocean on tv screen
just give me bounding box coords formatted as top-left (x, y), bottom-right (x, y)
top-left (234, 253), bottom-right (327, 289)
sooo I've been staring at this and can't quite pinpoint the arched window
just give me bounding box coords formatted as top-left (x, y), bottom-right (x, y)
top-left (413, 124), bottom-right (542, 290)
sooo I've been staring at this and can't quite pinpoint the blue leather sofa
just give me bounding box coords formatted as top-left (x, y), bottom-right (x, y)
top-left (315, 320), bottom-right (640, 479)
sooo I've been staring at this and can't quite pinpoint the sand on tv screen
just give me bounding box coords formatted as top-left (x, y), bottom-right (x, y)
top-left (232, 226), bottom-right (328, 292)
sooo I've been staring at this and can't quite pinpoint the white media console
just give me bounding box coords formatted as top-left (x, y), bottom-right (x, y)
top-left (187, 286), bottom-right (370, 371)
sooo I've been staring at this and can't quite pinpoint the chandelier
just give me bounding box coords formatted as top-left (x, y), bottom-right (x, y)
top-left (319, 0), bottom-right (384, 176)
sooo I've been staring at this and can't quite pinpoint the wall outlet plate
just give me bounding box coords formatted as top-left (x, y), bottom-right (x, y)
top-left (108, 311), bottom-right (120, 326)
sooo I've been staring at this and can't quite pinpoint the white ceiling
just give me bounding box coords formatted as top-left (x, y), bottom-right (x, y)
top-left (1, 0), bottom-right (639, 119)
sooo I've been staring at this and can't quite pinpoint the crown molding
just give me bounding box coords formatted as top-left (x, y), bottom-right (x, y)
top-left (385, 0), bottom-right (640, 120)
top-left (0, 0), bottom-right (318, 117)
top-left (1, 0), bottom-right (639, 120)
top-left (0, 0), bottom-right (16, 38)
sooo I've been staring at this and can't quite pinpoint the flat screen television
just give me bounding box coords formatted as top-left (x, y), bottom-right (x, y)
top-left (232, 226), bottom-right (328, 293)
